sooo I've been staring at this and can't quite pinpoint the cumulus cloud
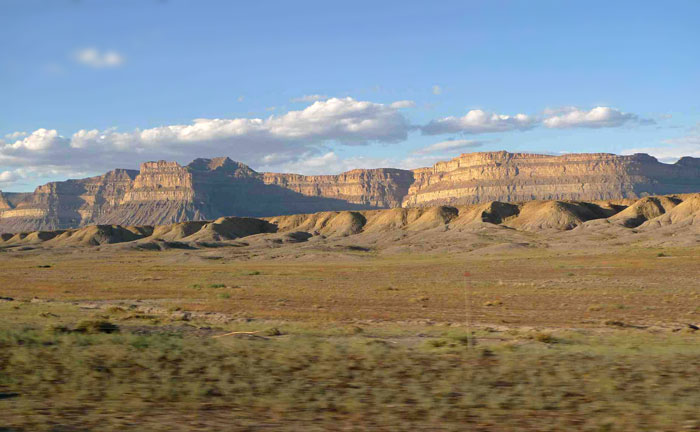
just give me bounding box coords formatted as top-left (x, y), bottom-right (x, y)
top-left (4, 131), bottom-right (27, 140)
top-left (0, 98), bottom-right (656, 189)
top-left (390, 100), bottom-right (416, 109)
top-left (423, 106), bottom-right (651, 135)
top-left (0, 169), bottom-right (21, 184)
top-left (0, 98), bottom-right (413, 187)
top-left (413, 139), bottom-right (484, 155)
top-left (622, 134), bottom-right (700, 163)
top-left (542, 106), bottom-right (648, 129)
top-left (422, 109), bottom-right (536, 135)
top-left (73, 48), bottom-right (125, 68)
top-left (291, 94), bottom-right (328, 103)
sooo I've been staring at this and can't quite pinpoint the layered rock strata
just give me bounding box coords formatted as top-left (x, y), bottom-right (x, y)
top-left (1, 152), bottom-right (698, 233)
top-left (403, 152), bottom-right (700, 207)
top-left (0, 157), bottom-right (414, 232)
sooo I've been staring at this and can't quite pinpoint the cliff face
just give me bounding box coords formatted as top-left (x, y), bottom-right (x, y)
top-left (0, 157), bottom-right (414, 232)
top-left (262, 168), bottom-right (414, 208)
top-left (403, 152), bottom-right (700, 207)
top-left (0, 152), bottom-right (698, 233)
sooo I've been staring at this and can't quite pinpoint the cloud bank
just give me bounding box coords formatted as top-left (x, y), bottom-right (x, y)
top-left (423, 110), bottom-right (536, 135)
top-left (0, 98), bottom-right (413, 185)
top-left (542, 106), bottom-right (646, 129)
top-left (0, 99), bottom-right (659, 189)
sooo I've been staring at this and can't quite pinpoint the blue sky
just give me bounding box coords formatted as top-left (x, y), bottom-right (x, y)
top-left (1, 0), bottom-right (699, 191)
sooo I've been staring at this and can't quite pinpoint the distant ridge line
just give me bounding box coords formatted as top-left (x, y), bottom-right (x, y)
top-left (0, 151), bottom-right (698, 233)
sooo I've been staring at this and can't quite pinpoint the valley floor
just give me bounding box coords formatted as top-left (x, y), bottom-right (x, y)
top-left (0, 242), bottom-right (698, 431)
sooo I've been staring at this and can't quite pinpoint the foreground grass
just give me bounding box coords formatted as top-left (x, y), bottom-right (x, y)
top-left (1, 325), bottom-right (698, 431)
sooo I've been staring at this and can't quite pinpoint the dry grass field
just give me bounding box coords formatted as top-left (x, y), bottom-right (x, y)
top-left (1, 245), bottom-right (698, 325)
top-left (1, 240), bottom-right (699, 431)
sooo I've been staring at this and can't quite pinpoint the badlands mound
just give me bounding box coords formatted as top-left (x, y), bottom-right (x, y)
top-left (608, 196), bottom-right (682, 227)
top-left (1, 194), bottom-right (698, 253)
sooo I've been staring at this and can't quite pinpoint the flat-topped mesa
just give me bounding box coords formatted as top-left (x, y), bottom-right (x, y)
top-left (124, 161), bottom-right (194, 203)
top-left (403, 151), bottom-right (700, 207)
top-left (1, 151), bottom-right (698, 233)
top-left (262, 168), bottom-right (414, 208)
top-left (0, 169), bottom-right (139, 232)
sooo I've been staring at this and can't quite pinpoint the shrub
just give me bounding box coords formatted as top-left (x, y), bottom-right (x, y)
top-left (264, 327), bottom-right (283, 336)
top-left (427, 339), bottom-right (449, 348)
top-left (534, 332), bottom-right (557, 344)
top-left (74, 320), bottom-right (120, 334)
top-left (45, 324), bottom-right (71, 334)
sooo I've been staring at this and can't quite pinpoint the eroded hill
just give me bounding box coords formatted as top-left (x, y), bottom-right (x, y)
top-left (1, 193), bottom-right (697, 254)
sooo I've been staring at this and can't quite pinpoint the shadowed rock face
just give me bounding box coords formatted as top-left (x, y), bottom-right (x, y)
top-left (0, 152), bottom-right (698, 233)
top-left (0, 157), bottom-right (414, 232)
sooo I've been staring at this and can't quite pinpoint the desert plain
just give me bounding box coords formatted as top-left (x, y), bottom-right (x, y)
top-left (0, 194), bottom-right (698, 431)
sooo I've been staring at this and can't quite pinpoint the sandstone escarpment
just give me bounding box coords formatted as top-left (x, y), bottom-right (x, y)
top-left (0, 157), bottom-right (414, 233)
top-left (403, 152), bottom-right (700, 207)
top-left (1, 151), bottom-right (698, 233)
top-left (262, 168), bottom-right (414, 208)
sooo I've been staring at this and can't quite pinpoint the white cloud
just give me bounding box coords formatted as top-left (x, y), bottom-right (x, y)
top-left (432, 85), bottom-right (442, 95)
top-left (423, 106), bottom-right (651, 135)
top-left (543, 106), bottom-right (645, 129)
top-left (0, 98), bottom-right (413, 187)
top-left (4, 131), bottom-right (27, 140)
top-left (622, 134), bottom-right (700, 163)
top-left (422, 109), bottom-right (536, 135)
top-left (73, 48), bottom-right (125, 68)
top-left (413, 139), bottom-right (484, 155)
top-left (291, 94), bottom-right (328, 103)
top-left (2, 128), bottom-right (69, 153)
top-left (0, 169), bottom-right (20, 183)
top-left (390, 100), bottom-right (416, 109)
top-left (0, 98), bottom-right (657, 189)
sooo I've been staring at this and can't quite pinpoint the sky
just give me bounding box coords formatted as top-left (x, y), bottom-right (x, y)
top-left (1, 0), bottom-right (699, 191)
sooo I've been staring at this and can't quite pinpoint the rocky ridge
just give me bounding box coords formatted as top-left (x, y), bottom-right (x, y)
top-left (0, 151), bottom-right (698, 233)
top-left (404, 151), bottom-right (700, 206)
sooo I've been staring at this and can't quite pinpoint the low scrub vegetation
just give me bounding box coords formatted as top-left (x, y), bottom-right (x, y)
top-left (0, 326), bottom-right (698, 431)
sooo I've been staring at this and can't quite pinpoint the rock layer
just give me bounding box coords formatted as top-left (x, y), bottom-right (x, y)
top-left (403, 152), bottom-right (700, 207)
top-left (1, 151), bottom-right (698, 233)
top-left (0, 157), bottom-right (413, 232)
